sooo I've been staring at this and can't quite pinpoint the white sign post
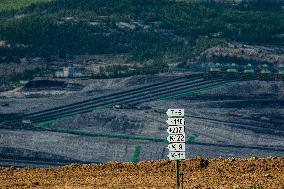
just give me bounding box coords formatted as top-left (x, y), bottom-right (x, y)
top-left (167, 152), bottom-right (186, 161)
top-left (167, 143), bottom-right (186, 152)
top-left (166, 109), bottom-right (186, 160)
top-left (166, 109), bottom-right (184, 117)
top-left (167, 134), bottom-right (186, 143)
top-left (166, 109), bottom-right (185, 189)
top-left (167, 126), bottom-right (185, 135)
top-left (166, 118), bottom-right (185, 126)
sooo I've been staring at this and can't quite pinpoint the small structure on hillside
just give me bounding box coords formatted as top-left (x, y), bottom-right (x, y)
top-left (226, 63), bottom-right (238, 73)
top-left (278, 64), bottom-right (284, 74)
top-left (209, 63), bottom-right (222, 72)
top-left (19, 80), bottom-right (29, 85)
top-left (243, 63), bottom-right (255, 73)
top-left (260, 64), bottom-right (271, 74)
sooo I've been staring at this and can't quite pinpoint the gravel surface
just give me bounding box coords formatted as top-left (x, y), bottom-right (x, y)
top-left (0, 75), bottom-right (283, 167)
top-left (0, 156), bottom-right (283, 189)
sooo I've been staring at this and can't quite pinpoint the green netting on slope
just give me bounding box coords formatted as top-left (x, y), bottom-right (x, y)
top-left (132, 145), bottom-right (141, 163)
top-left (53, 128), bottom-right (197, 143)
top-left (157, 80), bottom-right (234, 100)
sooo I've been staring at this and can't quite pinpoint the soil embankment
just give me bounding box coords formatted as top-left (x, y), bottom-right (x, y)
top-left (0, 156), bottom-right (283, 189)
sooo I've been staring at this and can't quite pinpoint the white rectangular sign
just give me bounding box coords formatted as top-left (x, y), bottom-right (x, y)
top-left (167, 109), bottom-right (184, 117)
top-left (167, 126), bottom-right (185, 135)
top-left (166, 118), bottom-right (185, 126)
top-left (167, 134), bottom-right (186, 143)
top-left (168, 152), bottom-right (186, 160)
top-left (167, 143), bottom-right (185, 152)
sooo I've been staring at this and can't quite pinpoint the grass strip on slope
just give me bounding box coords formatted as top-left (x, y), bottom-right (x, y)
top-left (34, 115), bottom-right (74, 129)
top-left (131, 145), bottom-right (141, 163)
top-left (157, 80), bottom-right (235, 100)
top-left (54, 128), bottom-right (197, 143)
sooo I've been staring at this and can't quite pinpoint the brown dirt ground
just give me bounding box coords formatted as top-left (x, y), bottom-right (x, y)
top-left (0, 156), bottom-right (283, 189)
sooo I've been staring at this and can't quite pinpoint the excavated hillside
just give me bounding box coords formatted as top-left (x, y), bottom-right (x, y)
top-left (0, 156), bottom-right (283, 189)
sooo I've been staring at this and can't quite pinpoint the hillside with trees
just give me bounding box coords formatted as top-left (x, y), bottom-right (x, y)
top-left (0, 0), bottom-right (283, 80)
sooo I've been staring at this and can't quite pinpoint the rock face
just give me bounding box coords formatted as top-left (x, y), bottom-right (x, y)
top-left (201, 43), bottom-right (284, 64)
top-left (0, 157), bottom-right (283, 189)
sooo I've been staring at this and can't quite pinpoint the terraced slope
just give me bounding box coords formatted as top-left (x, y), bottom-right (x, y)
top-left (3, 76), bottom-right (236, 125)
top-left (0, 78), bottom-right (283, 167)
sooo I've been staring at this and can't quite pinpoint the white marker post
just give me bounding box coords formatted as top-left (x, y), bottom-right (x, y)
top-left (167, 143), bottom-right (186, 152)
top-left (166, 109), bottom-right (185, 189)
top-left (167, 126), bottom-right (185, 134)
top-left (166, 118), bottom-right (185, 126)
top-left (166, 109), bottom-right (184, 117)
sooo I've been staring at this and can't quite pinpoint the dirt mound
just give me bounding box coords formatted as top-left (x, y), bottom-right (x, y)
top-left (0, 156), bottom-right (283, 189)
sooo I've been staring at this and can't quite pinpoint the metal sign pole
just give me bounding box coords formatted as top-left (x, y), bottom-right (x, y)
top-left (176, 160), bottom-right (180, 189)
top-left (181, 163), bottom-right (184, 189)
top-left (166, 109), bottom-right (185, 189)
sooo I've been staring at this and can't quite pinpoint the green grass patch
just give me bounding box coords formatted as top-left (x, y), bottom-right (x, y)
top-left (34, 115), bottom-right (74, 129)
top-left (0, 0), bottom-right (51, 12)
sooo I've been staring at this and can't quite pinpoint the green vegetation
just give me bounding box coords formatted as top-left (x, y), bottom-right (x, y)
top-left (0, 0), bottom-right (283, 65)
top-left (131, 145), bottom-right (141, 163)
top-left (9, 68), bottom-right (43, 82)
top-left (34, 115), bottom-right (75, 129)
top-left (0, 67), bottom-right (44, 88)
top-left (53, 128), bottom-right (197, 143)
top-left (0, 0), bottom-right (51, 12)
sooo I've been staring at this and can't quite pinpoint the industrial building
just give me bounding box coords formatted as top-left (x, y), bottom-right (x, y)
top-left (55, 67), bottom-right (76, 78)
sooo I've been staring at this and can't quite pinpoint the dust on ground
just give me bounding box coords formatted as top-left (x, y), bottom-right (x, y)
top-left (0, 156), bottom-right (283, 189)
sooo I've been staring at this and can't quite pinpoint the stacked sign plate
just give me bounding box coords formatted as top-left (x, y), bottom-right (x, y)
top-left (166, 109), bottom-right (186, 160)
